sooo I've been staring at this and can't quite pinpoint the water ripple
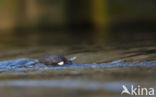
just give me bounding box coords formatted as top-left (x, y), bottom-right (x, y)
top-left (0, 58), bottom-right (156, 71)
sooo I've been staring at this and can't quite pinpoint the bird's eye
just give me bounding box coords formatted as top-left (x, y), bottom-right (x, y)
top-left (57, 61), bottom-right (64, 65)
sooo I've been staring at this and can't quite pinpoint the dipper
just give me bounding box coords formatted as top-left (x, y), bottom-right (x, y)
top-left (39, 54), bottom-right (76, 66)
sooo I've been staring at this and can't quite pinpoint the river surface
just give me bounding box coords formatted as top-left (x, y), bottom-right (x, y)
top-left (0, 32), bottom-right (156, 97)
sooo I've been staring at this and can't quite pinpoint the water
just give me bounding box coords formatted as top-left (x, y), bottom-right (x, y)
top-left (0, 32), bottom-right (156, 97)
top-left (0, 58), bottom-right (156, 72)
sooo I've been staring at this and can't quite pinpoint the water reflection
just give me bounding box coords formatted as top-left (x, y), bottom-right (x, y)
top-left (0, 80), bottom-right (136, 92)
top-left (0, 1), bottom-right (156, 97)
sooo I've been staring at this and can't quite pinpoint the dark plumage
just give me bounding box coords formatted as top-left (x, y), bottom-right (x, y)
top-left (39, 54), bottom-right (70, 65)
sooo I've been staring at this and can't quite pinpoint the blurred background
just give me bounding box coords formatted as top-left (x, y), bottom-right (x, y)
top-left (0, 0), bottom-right (156, 50)
top-left (0, 1), bottom-right (156, 97)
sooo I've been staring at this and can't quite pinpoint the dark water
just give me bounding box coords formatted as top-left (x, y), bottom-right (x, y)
top-left (0, 32), bottom-right (156, 97)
